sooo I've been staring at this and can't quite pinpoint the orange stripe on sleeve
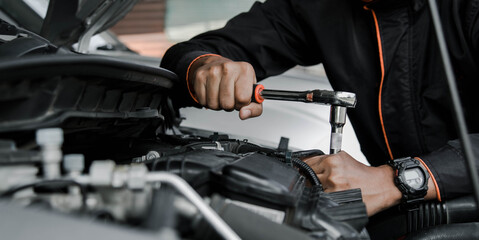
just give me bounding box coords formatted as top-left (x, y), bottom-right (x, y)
top-left (370, 9), bottom-right (394, 160)
top-left (185, 54), bottom-right (221, 104)
top-left (415, 157), bottom-right (442, 202)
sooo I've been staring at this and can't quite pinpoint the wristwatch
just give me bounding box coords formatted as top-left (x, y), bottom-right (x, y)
top-left (387, 157), bottom-right (430, 206)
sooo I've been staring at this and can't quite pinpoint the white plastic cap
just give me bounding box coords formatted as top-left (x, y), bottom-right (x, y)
top-left (63, 154), bottom-right (85, 173)
top-left (36, 128), bottom-right (64, 146)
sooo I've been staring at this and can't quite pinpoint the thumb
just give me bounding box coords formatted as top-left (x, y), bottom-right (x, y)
top-left (239, 103), bottom-right (263, 120)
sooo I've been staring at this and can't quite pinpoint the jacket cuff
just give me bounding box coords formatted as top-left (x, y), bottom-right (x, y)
top-left (161, 50), bottom-right (214, 107)
top-left (419, 144), bottom-right (467, 200)
top-left (186, 53), bottom-right (221, 104)
top-left (175, 51), bottom-right (215, 87)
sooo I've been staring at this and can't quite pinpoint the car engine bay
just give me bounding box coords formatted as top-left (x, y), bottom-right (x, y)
top-left (1, 1), bottom-right (479, 239)
top-left (0, 48), bottom-right (371, 239)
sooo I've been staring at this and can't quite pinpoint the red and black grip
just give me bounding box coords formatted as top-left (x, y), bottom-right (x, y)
top-left (252, 84), bottom-right (265, 103)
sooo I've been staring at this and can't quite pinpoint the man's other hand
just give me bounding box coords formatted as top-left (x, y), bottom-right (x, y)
top-left (188, 55), bottom-right (263, 120)
top-left (304, 151), bottom-right (402, 216)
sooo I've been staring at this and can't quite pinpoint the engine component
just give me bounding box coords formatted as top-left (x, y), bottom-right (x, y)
top-left (0, 165), bottom-right (38, 192)
top-left (36, 128), bottom-right (63, 179)
top-left (197, 195), bottom-right (314, 240)
top-left (0, 140), bottom-right (41, 165)
top-left (0, 127), bottom-right (373, 240)
top-left (368, 195), bottom-right (479, 239)
top-left (406, 222), bottom-right (479, 240)
top-left (146, 138), bottom-right (369, 239)
top-left (218, 152), bottom-right (305, 207)
top-left (0, 201), bottom-right (170, 240)
top-left (63, 154), bottom-right (85, 177)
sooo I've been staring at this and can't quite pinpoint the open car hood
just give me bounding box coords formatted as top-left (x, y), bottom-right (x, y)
top-left (0, 0), bottom-right (178, 137)
top-left (40, 0), bottom-right (137, 51)
top-left (0, 54), bottom-right (178, 135)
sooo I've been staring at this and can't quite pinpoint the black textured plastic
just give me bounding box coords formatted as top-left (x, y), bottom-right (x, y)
top-left (220, 153), bottom-right (305, 207)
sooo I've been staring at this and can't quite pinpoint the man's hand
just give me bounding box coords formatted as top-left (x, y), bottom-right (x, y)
top-left (304, 151), bottom-right (402, 216)
top-left (188, 55), bottom-right (263, 120)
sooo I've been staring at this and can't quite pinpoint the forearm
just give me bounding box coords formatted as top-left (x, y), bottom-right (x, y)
top-left (375, 133), bottom-right (479, 210)
top-left (379, 162), bottom-right (437, 208)
top-left (357, 162), bottom-right (437, 216)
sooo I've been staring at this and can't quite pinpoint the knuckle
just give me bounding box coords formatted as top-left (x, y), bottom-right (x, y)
top-left (221, 61), bottom-right (236, 70)
top-left (327, 174), bottom-right (350, 190)
top-left (324, 157), bottom-right (341, 168)
top-left (206, 97), bottom-right (219, 110)
top-left (236, 94), bottom-right (250, 105)
top-left (194, 88), bottom-right (206, 105)
top-left (208, 65), bottom-right (222, 76)
top-left (239, 61), bottom-right (252, 70)
top-left (195, 69), bottom-right (208, 82)
top-left (241, 63), bottom-right (255, 77)
top-left (219, 94), bottom-right (235, 110)
top-left (220, 100), bottom-right (235, 111)
top-left (235, 88), bottom-right (252, 104)
top-left (220, 63), bottom-right (233, 75)
top-left (328, 173), bottom-right (341, 184)
top-left (207, 103), bottom-right (219, 110)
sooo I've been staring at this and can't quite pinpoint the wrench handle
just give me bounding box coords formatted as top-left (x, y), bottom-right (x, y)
top-left (251, 84), bottom-right (265, 103)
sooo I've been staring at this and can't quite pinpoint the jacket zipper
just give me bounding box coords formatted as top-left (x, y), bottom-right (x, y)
top-left (369, 9), bottom-right (395, 160)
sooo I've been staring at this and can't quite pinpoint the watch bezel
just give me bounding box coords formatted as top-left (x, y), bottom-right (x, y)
top-left (388, 157), bottom-right (430, 205)
top-left (401, 166), bottom-right (426, 190)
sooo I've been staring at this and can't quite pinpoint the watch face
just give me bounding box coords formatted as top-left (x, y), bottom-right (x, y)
top-left (404, 167), bottom-right (425, 190)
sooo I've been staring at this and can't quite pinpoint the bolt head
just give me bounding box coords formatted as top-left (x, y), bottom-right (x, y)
top-left (64, 154), bottom-right (85, 173)
top-left (36, 128), bottom-right (64, 146)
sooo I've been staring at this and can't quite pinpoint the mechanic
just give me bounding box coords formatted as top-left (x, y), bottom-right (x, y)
top-left (160, 0), bottom-right (479, 216)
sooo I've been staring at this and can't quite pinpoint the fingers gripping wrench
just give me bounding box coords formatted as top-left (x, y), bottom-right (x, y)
top-left (252, 84), bottom-right (357, 154)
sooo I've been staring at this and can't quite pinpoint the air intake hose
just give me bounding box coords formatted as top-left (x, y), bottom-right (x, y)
top-left (406, 195), bottom-right (478, 232)
top-left (368, 195), bottom-right (479, 239)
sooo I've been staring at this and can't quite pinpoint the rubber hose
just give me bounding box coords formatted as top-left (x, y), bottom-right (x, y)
top-left (292, 149), bottom-right (325, 158)
top-left (233, 142), bottom-right (275, 154)
top-left (407, 195), bottom-right (478, 232)
top-left (406, 222), bottom-right (479, 240)
top-left (231, 143), bottom-right (322, 186)
top-left (292, 157), bottom-right (321, 186)
top-left (368, 195), bottom-right (479, 239)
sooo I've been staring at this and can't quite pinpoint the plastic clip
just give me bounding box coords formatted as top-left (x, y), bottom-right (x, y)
top-left (285, 151), bottom-right (293, 167)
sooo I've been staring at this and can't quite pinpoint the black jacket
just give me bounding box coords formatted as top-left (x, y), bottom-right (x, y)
top-left (161, 0), bottom-right (479, 200)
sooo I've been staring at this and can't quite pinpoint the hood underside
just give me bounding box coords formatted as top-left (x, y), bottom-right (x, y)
top-left (40, 0), bottom-right (138, 50)
top-left (0, 54), bottom-right (178, 134)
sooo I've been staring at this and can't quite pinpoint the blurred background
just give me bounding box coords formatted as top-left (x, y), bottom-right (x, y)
top-left (110, 0), bottom-right (261, 57)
